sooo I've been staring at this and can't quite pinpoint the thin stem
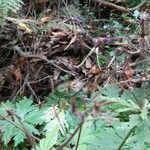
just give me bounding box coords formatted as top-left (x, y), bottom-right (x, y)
top-left (13, 45), bottom-right (75, 76)
top-left (56, 120), bottom-right (84, 150)
top-left (0, 115), bottom-right (39, 150)
top-left (117, 126), bottom-right (136, 150)
top-left (75, 123), bottom-right (83, 150)
top-left (75, 47), bottom-right (95, 68)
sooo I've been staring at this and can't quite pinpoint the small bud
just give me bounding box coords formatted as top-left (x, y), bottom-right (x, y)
top-left (115, 47), bottom-right (122, 54)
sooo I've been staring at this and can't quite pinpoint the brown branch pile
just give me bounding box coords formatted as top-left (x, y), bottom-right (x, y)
top-left (0, 1), bottom-right (149, 102)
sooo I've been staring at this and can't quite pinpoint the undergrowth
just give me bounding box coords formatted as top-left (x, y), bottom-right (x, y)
top-left (0, 0), bottom-right (149, 150)
top-left (0, 84), bottom-right (150, 150)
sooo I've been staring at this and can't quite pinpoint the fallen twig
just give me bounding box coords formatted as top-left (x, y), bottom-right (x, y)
top-left (130, 58), bottom-right (150, 67)
top-left (75, 47), bottom-right (96, 68)
top-left (13, 46), bottom-right (75, 76)
top-left (5, 17), bottom-right (38, 24)
top-left (92, 0), bottom-right (147, 13)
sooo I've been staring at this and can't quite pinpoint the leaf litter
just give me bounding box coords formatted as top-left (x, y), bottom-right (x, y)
top-left (0, 1), bottom-right (149, 102)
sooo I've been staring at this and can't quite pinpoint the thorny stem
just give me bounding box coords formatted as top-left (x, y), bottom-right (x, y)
top-left (117, 126), bottom-right (136, 150)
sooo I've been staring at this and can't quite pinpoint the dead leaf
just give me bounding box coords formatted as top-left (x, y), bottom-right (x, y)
top-left (54, 70), bottom-right (61, 80)
top-left (85, 58), bottom-right (92, 69)
top-left (71, 96), bottom-right (78, 115)
top-left (38, 16), bottom-right (51, 25)
top-left (124, 68), bottom-right (134, 79)
top-left (17, 22), bottom-right (32, 33)
top-left (51, 31), bottom-right (66, 37)
top-left (69, 56), bottom-right (80, 66)
top-left (16, 56), bottom-right (27, 64)
top-left (11, 67), bottom-right (22, 82)
top-left (121, 83), bottom-right (131, 90)
top-left (68, 79), bottom-right (85, 91)
top-left (64, 35), bottom-right (77, 50)
top-left (89, 65), bottom-right (103, 76)
top-left (86, 82), bottom-right (97, 93)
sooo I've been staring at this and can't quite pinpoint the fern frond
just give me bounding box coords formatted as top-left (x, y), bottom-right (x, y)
top-left (0, 0), bottom-right (23, 25)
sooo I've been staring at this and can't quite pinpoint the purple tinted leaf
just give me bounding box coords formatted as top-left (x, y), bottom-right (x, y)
top-left (93, 36), bottom-right (112, 47)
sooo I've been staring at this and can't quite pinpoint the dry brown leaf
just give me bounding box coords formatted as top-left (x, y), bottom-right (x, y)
top-left (86, 82), bottom-right (97, 93)
top-left (51, 31), bottom-right (66, 37)
top-left (68, 79), bottom-right (85, 91)
top-left (124, 68), bottom-right (134, 79)
top-left (38, 16), bottom-right (51, 25)
top-left (16, 56), bottom-right (27, 64)
top-left (71, 96), bottom-right (78, 115)
top-left (11, 67), bottom-right (22, 81)
top-left (89, 65), bottom-right (102, 76)
top-left (120, 83), bottom-right (131, 90)
top-left (69, 56), bottom-right (79, 66)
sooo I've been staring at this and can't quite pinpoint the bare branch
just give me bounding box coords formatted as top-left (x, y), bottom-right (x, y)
top-left (13, 46), bottom-right (75, 76)
top-left (92, 0), bottom-right (147, 13)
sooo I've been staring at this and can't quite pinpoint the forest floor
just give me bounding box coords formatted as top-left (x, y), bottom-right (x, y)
top-left (0, 1), bottom-right (150, 149)
top-left (0, 1), bottom-right (149, 102)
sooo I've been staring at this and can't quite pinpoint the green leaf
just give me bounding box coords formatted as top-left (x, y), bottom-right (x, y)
top-left (42, 106), bottom-right (69, 136)
top-left (0, 120), bottom-right (25, 145)
top-left (0, 101), bottom-right (15, 116)
top-left (15, 97), bottom-right (44, 125)
top-left (73, 120), bottom-right (124, 150)
top-left (37, 125), bottom-right (59, 150)
top-left (0, 0), bottom-right (23, 26)
top-left (98, 85), bottom-right (121, 98)
top-left (13, 130), bottom-right (26, 146)
top-left (0, 97), bottom-right (44, 146)
top-left (16, 97), bottom-right (35, 120)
